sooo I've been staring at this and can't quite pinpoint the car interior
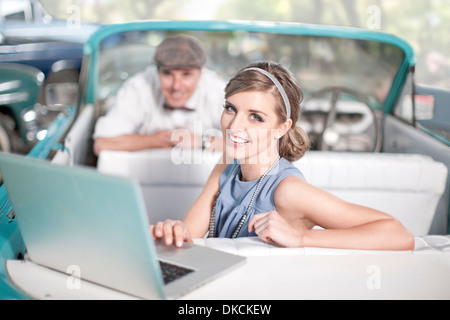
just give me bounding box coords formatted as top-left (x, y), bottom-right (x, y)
top-left (47, 28), bottom-right (449, 237)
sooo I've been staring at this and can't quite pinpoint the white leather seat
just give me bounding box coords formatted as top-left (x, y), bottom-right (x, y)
top-left (97, 149), bottom-right (221, 224)
top-left (293, 152), bottom-right (448, 236)
top-left (97, 149), bottom-right (448, 236)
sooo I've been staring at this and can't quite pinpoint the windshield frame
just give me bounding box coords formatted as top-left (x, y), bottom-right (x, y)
top-left (81, 20), bottom-right (416, 114)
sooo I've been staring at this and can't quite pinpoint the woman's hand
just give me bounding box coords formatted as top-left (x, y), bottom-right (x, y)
top-left (248, 211), bottom-right (308, 248)
top-left (150, 219), bottom-right (193, 248)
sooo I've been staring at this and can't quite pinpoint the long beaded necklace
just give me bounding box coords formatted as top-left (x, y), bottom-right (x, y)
top-left (208, 156), bottom-right (282, 239)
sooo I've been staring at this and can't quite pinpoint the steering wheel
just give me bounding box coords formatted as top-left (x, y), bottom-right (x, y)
top-left (302, 87), bottom-right (382, 152)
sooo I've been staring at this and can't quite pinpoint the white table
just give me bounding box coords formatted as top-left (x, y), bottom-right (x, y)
top-left (6, 236), bottom-right (450, 300)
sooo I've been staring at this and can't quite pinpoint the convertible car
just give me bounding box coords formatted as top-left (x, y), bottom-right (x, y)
top-left (0, 21), bottom-right (449, 300)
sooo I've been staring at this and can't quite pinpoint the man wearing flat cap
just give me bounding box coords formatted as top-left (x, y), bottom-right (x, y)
top-left (93, 35), bottom-right (225, 155)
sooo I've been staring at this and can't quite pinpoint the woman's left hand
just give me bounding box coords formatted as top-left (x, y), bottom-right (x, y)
top-left (248, 211), bottom-right (307, 248)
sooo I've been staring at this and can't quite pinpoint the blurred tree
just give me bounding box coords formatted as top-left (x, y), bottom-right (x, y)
top-left (128, 0), bottom-right (164, 20)
top-left (342, 0), bottom-right (361, 26)
top-left (40, 0), bottom-right (164, 23)
top-left (38, 0), bottom-right (450, 88)
top-left (214, 0), bottom-right (450, 88)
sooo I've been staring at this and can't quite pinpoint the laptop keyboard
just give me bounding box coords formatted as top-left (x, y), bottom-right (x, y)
top-left (159, 261), bottom-right (194, 285)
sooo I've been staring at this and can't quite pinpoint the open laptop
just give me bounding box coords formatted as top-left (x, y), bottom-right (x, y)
top-left (0, 153), bottom-right (245, 300)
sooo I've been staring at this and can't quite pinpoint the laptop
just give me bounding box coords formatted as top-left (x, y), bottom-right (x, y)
top-left (0, 153), bottom-right (245, 300)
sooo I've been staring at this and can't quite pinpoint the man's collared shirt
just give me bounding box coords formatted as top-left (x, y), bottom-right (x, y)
top-left (93, 66), bottom-right (226, 139)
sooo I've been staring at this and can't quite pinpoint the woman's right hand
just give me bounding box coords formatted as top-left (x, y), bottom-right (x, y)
top-left (150, 220), bottom-right (193, 248)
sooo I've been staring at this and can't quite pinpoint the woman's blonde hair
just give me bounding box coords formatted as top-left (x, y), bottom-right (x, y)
top-left (225, 61), bottom-right (310, 162)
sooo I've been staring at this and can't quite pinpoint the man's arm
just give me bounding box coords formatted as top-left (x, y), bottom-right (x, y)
top-left (94, 131), bottom-right (224, 156)
top-left (94, 132), bottom-right (174, 156)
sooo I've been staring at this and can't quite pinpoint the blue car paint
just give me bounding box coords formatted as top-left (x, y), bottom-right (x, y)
top-left (0, 108), bottom-right (76, 300)
top-left (0, 41), bottom-right (83, 77)
top-left (0, 218), bottom-right (29, 300)
top-left (0, 20), bottom-right (100, 77)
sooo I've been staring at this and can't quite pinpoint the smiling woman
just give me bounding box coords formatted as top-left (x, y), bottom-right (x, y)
top-left (151, 61), bottom-right (415, 251)
top-left (223, 63), bottom-right (310, 165)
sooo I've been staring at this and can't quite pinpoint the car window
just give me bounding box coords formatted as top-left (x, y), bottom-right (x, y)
top-left (393, 72), bottom-right (450, 145)
top-left (393, 72), bottom-right (415, 124)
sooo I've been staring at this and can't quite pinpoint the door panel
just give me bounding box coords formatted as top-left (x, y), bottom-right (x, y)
top-left (415, 84), bottom-right (450, 143)
top-left (383, 114), bottom-right (450, 235)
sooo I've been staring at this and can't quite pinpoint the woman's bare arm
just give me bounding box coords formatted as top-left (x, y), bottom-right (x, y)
top-left (151, 162), bottom-right (228, 247)
top-left (250, 176), bottom-right (414, 251)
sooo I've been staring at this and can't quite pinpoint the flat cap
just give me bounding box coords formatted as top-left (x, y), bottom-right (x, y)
top-left (154, 35), bottom-right (207, 69)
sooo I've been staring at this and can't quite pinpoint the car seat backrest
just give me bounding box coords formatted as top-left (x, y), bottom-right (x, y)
top-left (97, 149), bottom-right (448, 236)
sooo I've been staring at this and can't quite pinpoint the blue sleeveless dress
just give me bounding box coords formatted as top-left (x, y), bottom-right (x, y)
top-left (212, 158), bottom-right (305, 238)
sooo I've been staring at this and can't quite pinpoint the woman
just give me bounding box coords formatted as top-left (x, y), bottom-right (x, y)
top-left (151, 61), bottom-right (414, 251)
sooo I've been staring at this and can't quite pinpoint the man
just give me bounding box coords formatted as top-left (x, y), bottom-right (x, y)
top-left (93, 35), bottom-right (225, 156)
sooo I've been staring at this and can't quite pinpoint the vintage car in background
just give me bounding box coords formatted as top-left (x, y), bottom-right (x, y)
top-left (0, 0), bottom-right (99, 153)
top-left (0, 0), bottom-right (99, 77)
top-left (0, 20), bottom-right (449, 299)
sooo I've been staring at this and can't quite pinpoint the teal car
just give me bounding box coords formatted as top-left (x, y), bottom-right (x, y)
top-left (0, 21), bottom-right (449, 299)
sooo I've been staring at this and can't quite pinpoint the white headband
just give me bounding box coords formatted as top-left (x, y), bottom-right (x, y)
top-left (243, 67), bottom-right (291, 120)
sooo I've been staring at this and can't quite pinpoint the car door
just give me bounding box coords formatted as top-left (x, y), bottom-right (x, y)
top-left (383, 72), bottom-right (450, 235)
